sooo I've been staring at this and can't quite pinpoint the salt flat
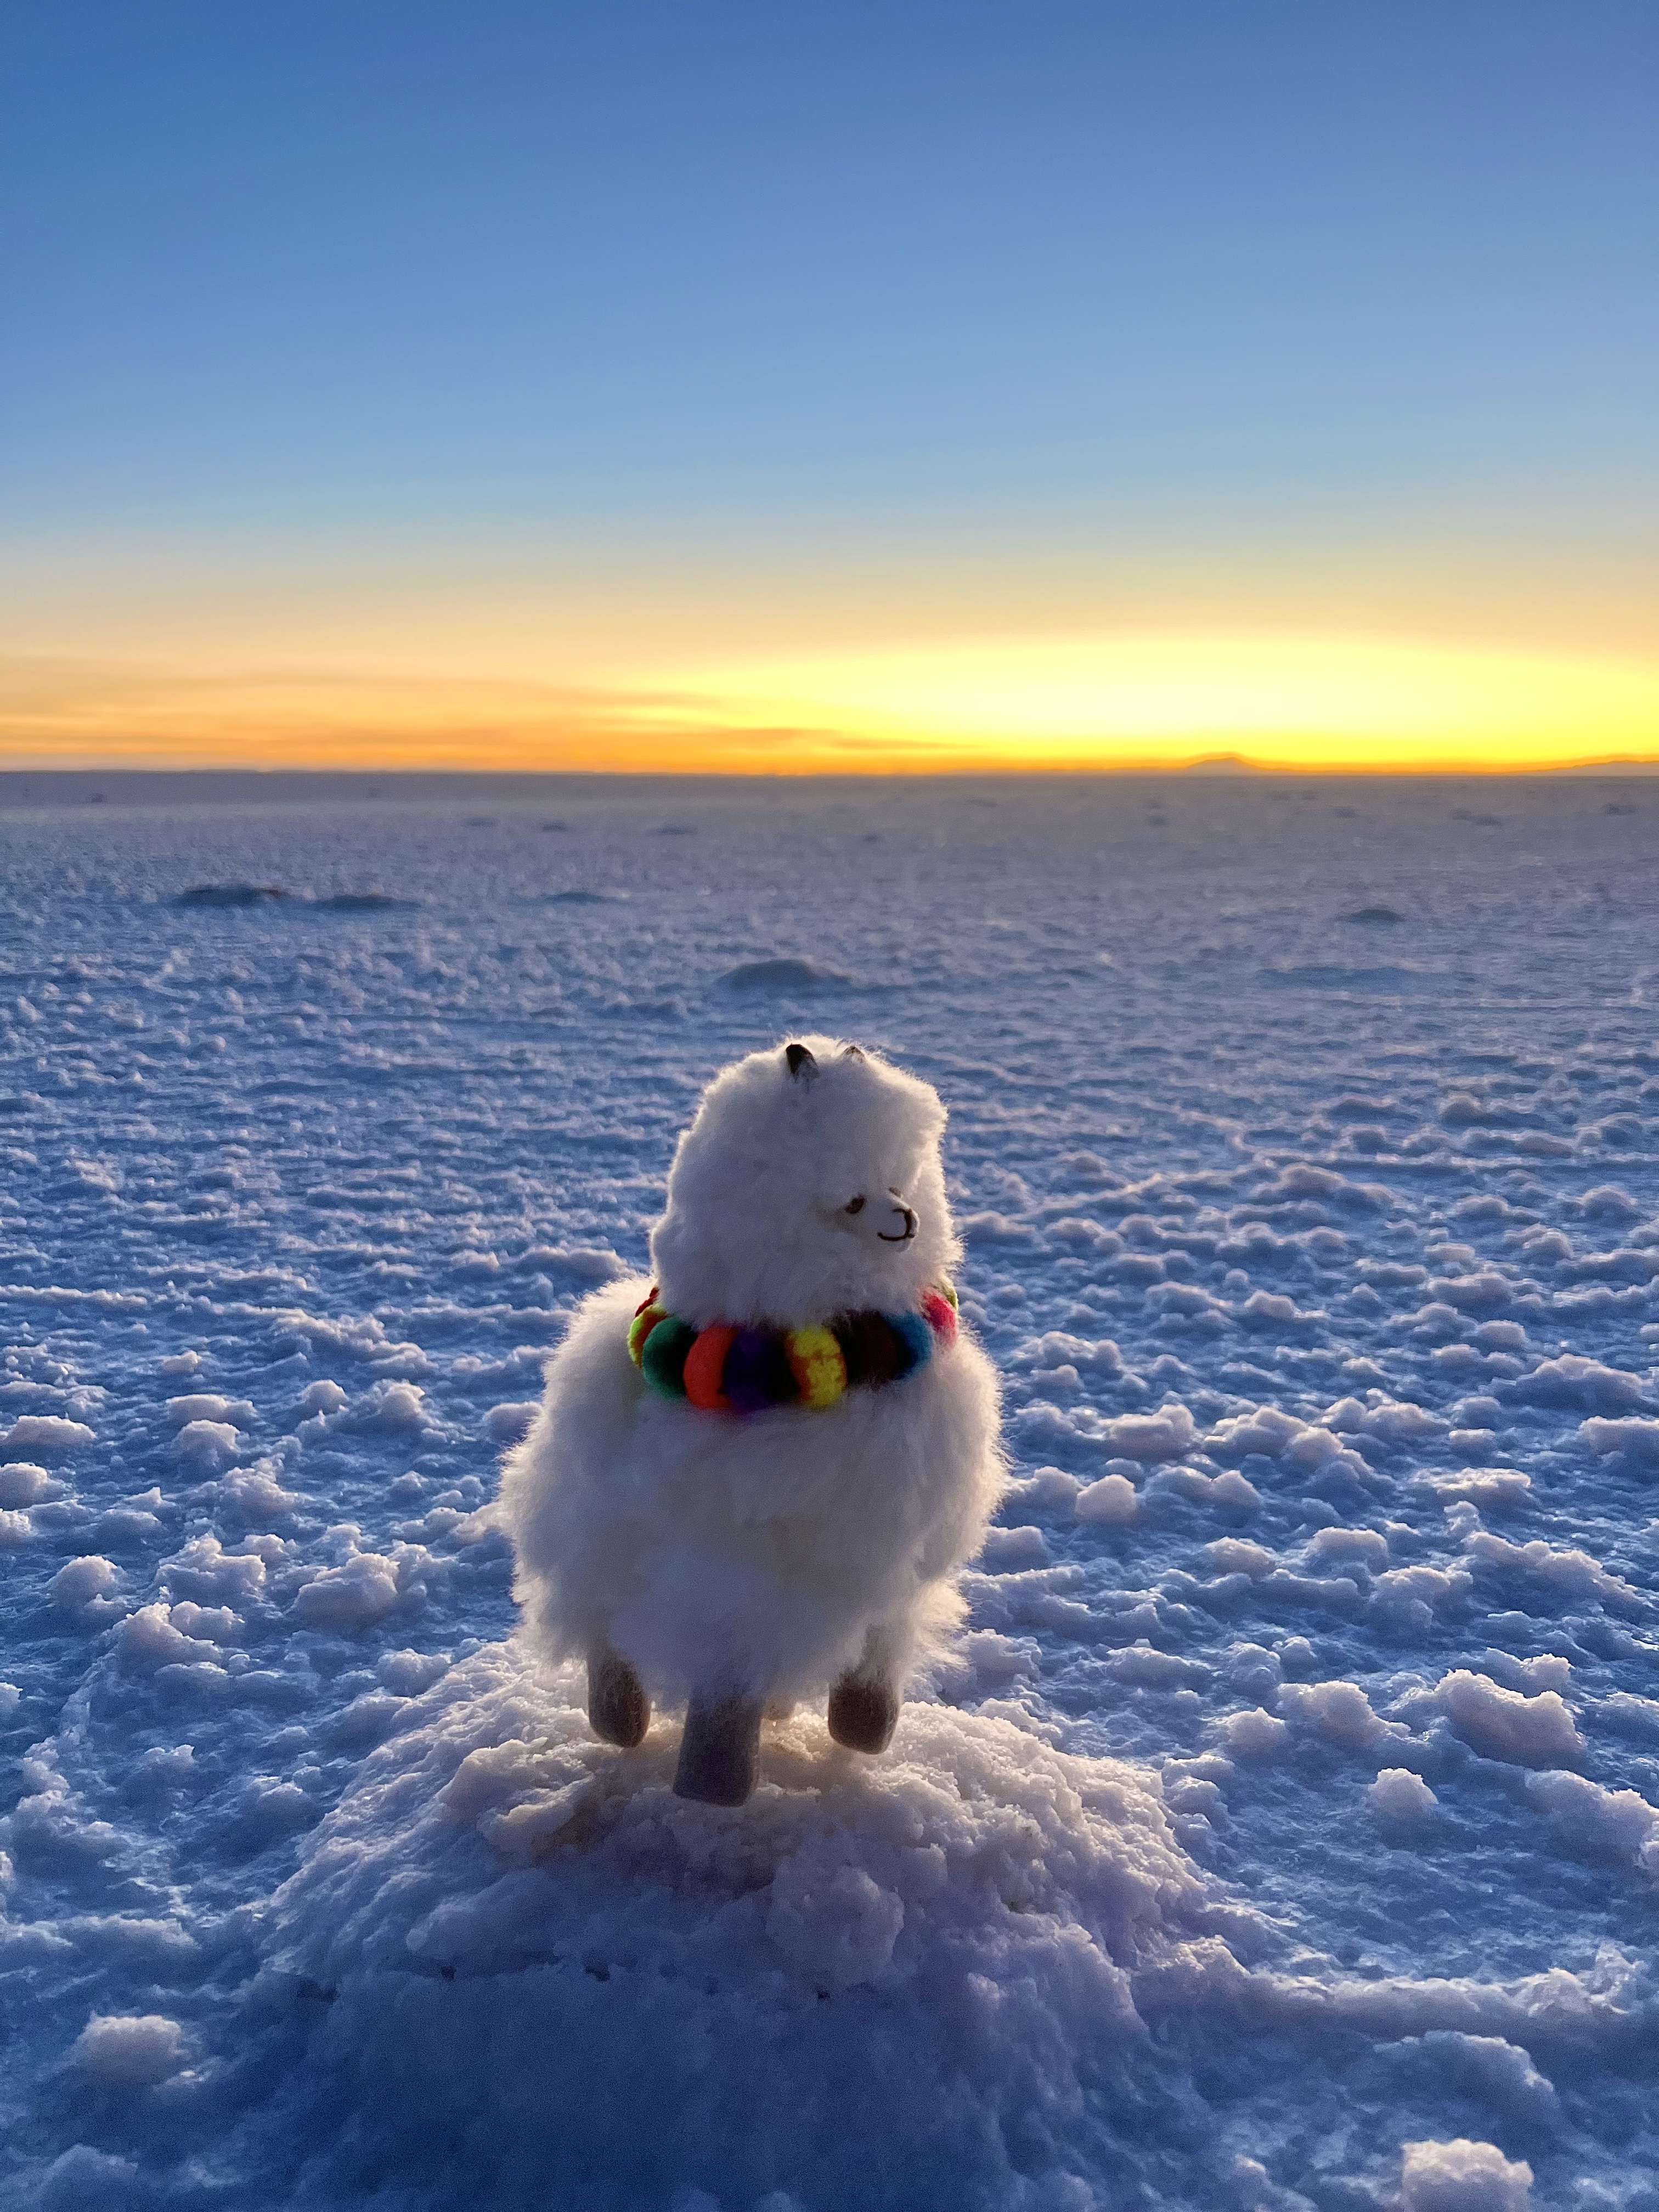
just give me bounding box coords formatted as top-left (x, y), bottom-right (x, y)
top-left (1, 772), bottom-right (1656, 2210)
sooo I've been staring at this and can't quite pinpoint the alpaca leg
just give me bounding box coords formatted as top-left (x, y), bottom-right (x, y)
top-left (827, 1671), bottom-right (899, 1753)
top-left (674, 1685), bottom-right (763, 1806)
top-left (827, 1626), bottom-right (901, 1754)
top-left (587, 1645), bottom-right (650, 1749)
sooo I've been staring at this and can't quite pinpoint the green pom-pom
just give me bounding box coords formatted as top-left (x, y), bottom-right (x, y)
top-left (641, 1316), bottom-right (697, 1398)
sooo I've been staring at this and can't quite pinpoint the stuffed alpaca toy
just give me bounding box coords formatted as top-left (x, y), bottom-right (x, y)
top-left (500, 1036), bottom-right (1005, 1805)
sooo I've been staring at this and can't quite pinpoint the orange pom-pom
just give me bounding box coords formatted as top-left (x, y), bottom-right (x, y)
top-left (682, 1324), bottom-right (737, 1410)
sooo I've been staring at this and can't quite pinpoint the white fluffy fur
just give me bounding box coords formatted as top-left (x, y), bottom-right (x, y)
top-left (501, 1037), bottom-right (1005, 1706)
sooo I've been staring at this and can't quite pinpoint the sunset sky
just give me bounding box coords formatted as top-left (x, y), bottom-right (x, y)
top-left (2, 2), bottom-right (1655, 772)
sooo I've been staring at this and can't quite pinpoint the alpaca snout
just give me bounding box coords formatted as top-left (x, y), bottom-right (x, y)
top-left (878, 1200), bottom-right (918, 1243)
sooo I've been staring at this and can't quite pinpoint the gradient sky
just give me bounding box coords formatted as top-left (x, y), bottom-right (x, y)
top-left (3, 1), bottom-right (1656, 770)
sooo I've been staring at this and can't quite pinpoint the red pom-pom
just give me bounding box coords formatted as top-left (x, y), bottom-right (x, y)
top-left (921, 1289), bottom-right (957, 1347)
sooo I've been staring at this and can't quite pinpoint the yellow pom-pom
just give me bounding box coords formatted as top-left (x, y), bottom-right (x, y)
top-left (628, 1302), bottom-right (668, 1367)
top-left (785, 1323), bottom-right (846, 1408)
top-left (937, 1276), bottom-right (958, 1311)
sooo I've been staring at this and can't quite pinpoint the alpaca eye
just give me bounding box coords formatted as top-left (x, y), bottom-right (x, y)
top-left (844, 1196), bottom-right (866, 1215)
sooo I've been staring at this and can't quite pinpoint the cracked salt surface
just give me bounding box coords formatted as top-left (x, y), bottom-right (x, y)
top-left (2, 771), bottom-right (1659, 2209)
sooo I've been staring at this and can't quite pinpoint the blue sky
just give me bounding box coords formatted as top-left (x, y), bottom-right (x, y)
top-left (1, 2), bottom-right (1655, 765)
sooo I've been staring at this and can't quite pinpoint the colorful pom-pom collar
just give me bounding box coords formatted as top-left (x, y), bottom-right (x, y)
top-left (628, 1280), bottom-right (958, 1414)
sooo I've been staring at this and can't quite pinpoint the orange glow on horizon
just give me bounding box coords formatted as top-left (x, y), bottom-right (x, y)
top-left (1, 628), bottom-right (1656, 775)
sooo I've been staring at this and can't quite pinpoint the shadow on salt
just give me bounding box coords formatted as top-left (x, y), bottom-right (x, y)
top-left (1260, 961), bottom-right (1438, 991)
top-left (173, 884), bottom-right (414, 911)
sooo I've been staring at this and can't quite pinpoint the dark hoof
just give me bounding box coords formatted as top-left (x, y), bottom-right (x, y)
top-left (674, 1689), bottom-right (762, 1806)
top-left (588, 1650), bottom-right (650, 1748)
top-left (827, 1673), bottom-right (899, 1754)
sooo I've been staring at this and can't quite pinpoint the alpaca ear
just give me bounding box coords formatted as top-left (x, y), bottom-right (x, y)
top-left (785, 1042), bottom-right (819, 1081)
top-left (840, 1042), bottom-right (865, 1061)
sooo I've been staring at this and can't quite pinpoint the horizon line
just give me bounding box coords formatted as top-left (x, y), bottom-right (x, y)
top-left (5, 755), bottom-right (1659, 785)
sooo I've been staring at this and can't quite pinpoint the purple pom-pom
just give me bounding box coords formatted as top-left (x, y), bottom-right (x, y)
top-left (724, 1328), bottom-right (798, 1414)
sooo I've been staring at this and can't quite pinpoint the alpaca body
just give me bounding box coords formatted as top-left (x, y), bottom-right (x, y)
top-left (503, 1271), bottom-right (1002, 1705)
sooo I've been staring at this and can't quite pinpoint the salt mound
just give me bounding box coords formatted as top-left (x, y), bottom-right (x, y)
top-left (716, 955), bottom-right (856, 994)
top-left (261, 1643), bottom-right (1207, 2210)
top-left (176, 883), bottom-right (286, 907)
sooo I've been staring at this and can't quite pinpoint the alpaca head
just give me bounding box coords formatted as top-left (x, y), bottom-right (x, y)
top-left (647, 1037), bottom-right (958, 1329)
